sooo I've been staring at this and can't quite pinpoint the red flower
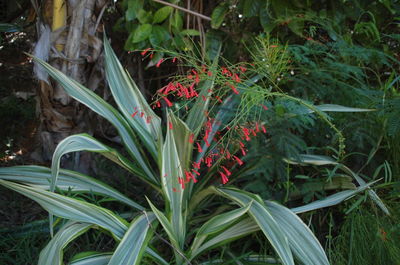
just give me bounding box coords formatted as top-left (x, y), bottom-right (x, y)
top-left (156, 58), bottom-right (164, 68)
top-left (169, 121), bottom-right (173, 130)
top-left (233, 155), bottom-right (244, 166)
top-left (131, 111), bottom-right (138, 117)
top-left (141, 48), bottom-right (151, 56)
top-left (189, 133), bottom-right (194, 143)
top-left (196, 142), bottom-right (203, 153)
top-left (221, 166), bottom-right (232, 176)
top-left (163, 97), bottom-right (173, 107)
top-left (219, 171), bottom-right (229, 184)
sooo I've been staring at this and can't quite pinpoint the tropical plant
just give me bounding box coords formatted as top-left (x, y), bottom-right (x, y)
top-left (0, 35), bottom-right (383, 265)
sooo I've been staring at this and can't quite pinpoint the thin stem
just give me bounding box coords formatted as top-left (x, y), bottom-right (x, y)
top-left (152, 0), bottom-right (211, 21)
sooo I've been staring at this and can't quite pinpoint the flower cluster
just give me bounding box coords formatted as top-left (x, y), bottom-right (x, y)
top-left (130, 49), bottom-right (269, 189)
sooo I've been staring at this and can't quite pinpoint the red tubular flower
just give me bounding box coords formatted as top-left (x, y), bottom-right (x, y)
top-left (140, 112), bottom-right (144, 118)
top-left (141, 48), bottom-right (151, 56)
top-left (242, 128), bottom-right (251, 141)
top-left (255, 122), bottom-right (260, 133)
top-left (215, 95), bottom-right (223, 103)
top-left (193, 161), bottom-right (201, 169)
top-left (163, 97), bottom-right (173, 107)
top-left (202, 95), bottom-right (207, 101)
top-left (205, 156), bottom-right (213, 167)
top-left (233, 155), bottom-right (244, 166)
top-left (207, 71), bottom-right (213, 76)
top-left (270, 45), bottom-right (278, 48)
top-left (241, 148), bottom-right (246, 156)
top-left (146, 116), bottom-right (152, 124)
top-left (262, 125), bottom-right (267, 134)
top-left (131, 111), bottom-right (138, 117)
top-left (219, 171), bottom-right (229, 184)
top-left (172, 57), bottom-right (177, 63)
top-left (196, 142), bottom-right (203, 153)
top-left (156, 58), bottom-right (164, 68)
top-left (239, 66), bottom-right (247, 73)
top-left (173, 187), bottom-right (177, 192)
top-left (193, 169), bottom-right (200, 176)
top-left (226, 82), bottom-right (239, 94)
top-left (226, 150), bottom-right (231, 159)
top-left (189, 133), bottom-right (194, 143)
top-left (233, 73), bottom-right (241, 83)
top-left (261, 104), bottom-right (268, 110)
top-left (201, 65), bottom-right (207, 73)
top-left (221, 166), bottom-right (232, 176)
top-left (169, 122), bottom-right (173, 130)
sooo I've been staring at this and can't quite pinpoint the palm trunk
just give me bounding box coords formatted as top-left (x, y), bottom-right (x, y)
top-left (33, 0), bottom-right (107, 173)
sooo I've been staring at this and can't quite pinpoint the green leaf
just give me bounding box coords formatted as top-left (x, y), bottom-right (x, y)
top-left (125, 0), bottom-right (144, 21)
top-left (0, 23), bottom-right (21, 32)
top-left (0, 180), bottom-right (128, 239)
top-left (216, 187), bottom-right (294, 265)
top-left (180, 29), bottom-right (200, 36)
top-left (153, 6), bottom-right (173, 24)
top-left (50, 134), bottom-right (146, 191)
top-left (190, 217), bottom-right (259, 259)
top-left (137, 9), bottom-right (153, 24)
top-left (211, 4), bottom-right (228, 29)
top-left (132, 24), bottom-right (152, 43)
top-left (108, 212), bottom-right (156, 265)
top-left (186, 53), bottom-right (220, 136)
top-left (161, 112), bottom-right (192, 248)
top-left (287, 154), bottom-right (389, 215)
top-left (70, 252), bottom-right (112, 265)
top-left (0, 165), bottom-right (144, 211)
top-left (39, 222), bottom-right (92, 265)
top-left (265, 201), bottom-right (329, 265)
top-left (171, 11), bottom-right (183, 31)
top-left (190, 203), bottom-right (252, 256)
top-left (104, 36), bottom-right (162, 160)
top-left (259, 7), bottom-right (276, 33)
top-left (149, 25), bottom-right (171, 47)
top-left (146, 199), bottom-right (181, 250)
top-left (30, 54), bottom-right (157, 185)
top-left (243, 0), bottom-right (262, 17)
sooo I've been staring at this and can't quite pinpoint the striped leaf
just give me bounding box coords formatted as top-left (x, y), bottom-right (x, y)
top-left (69, 252), bottom-right (111, 265)
top-left (0, 180), bottom-right (128, 239)
top-left (108, 212), bottom-right (156, 265)
top-left (147, 198), bottom-right (180, 250)
top-left (287, 154), bottom-right (389, 215)
top-left (104, 36), bottom-right (162, 158)
top-left (291, 182), bottom-right (374, 214)
top-left (50, 134), bottom-right (153, 191)
top-left (30, 55), bottom-right (156, 184)
top-left (185, 46), bottom-right (220, 135)
top-left (190, 217), bottom-right (259, 260)
top-left (39, 222), bottom-right (92, 265)
top-left (190, 203), bottom-right (252, 256)
top-left (216, 187), bottom-right (294, 265)
top-left (265, 201), bottom-right (329, 265)
top-left (0, 165), bottom-right (144, 210)
top-left (161, 112), bottom-right (192, 248)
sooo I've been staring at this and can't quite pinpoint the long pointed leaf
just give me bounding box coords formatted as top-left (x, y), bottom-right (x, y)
top-left (39, 222), bottom-right (92, 265)
top-left (31, 55), bottom-right (156, 184)
top-left (108, 212), bottom-right (156, 265)
top-left (104, 36), bottom-right (162, 158)
top-left (69, 252), bottom-right (112, 265)
top-left (216, 187), bottom-right (294, 265)
top-left (0, 180), bottom-right (128, 239)
top-left (265, 201), bottom-right (329, 265)
top-left (50, 134), bottom-right (151, 191)
top-left (0, 165), bottom-right (144, 210)
top-left (287, 154), bottom-right (389, 214)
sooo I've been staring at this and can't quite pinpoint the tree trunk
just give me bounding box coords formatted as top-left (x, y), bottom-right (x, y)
top-left (33, 0), bottom-right (107, 173)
